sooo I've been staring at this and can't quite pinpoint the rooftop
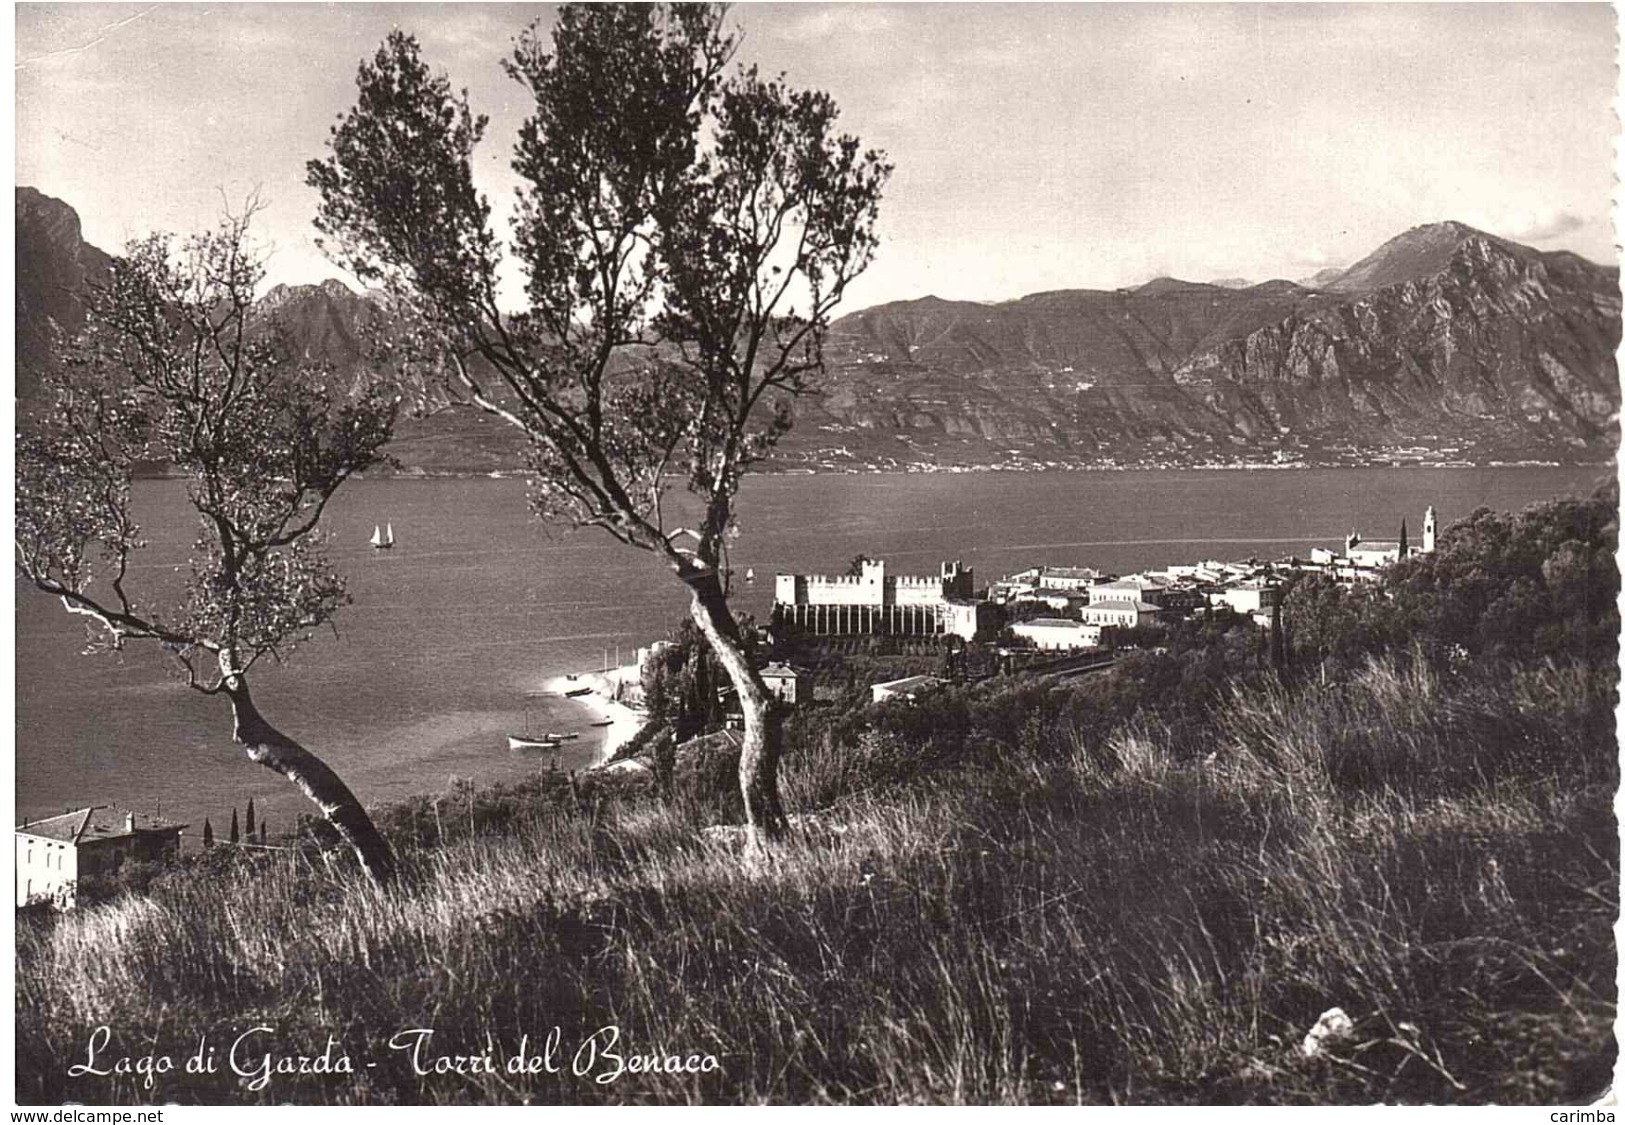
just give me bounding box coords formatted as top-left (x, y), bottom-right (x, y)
top-left (16, 806), bottom-right (188, 844)
top-left (873, 674), bottom-right (946, 693)
top-left (1094, 576), bottom-right (1167, 590)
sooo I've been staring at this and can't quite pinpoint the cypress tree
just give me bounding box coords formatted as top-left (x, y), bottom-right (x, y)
top-left (245, 797), bottom-right (256, 837)
top-left (202, 818), bottom-right (214, 849)
top-left (1398, 518), bottom-right (1409, 559)
top-left (259, 820), bottom-right (268, 845)
top-left (229, 808), bottom-right (240, 845)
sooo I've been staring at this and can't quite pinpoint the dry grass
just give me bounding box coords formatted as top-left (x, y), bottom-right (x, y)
top-left (15, 653), bottom-right (1616, 1104)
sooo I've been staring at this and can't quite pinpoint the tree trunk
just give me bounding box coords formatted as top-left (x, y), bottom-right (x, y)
top-left (680, 568), bottom-right (789, 841)
top-left (221, 674), bottom-right (397, 884)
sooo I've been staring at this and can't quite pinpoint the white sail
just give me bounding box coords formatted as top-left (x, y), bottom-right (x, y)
top-left (385, 522), bottom-right (395, 547)
top-left (370, 524), bottom-right (384, 547)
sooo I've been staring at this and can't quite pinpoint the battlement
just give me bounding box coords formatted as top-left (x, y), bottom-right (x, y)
top-left (773, 558), bottom-right (974, 608)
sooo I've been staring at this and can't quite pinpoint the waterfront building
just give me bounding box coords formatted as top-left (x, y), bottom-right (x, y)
top-left (774, 558), bottom-right (994, 640)
top-left (1033, 566), bottom-right (1102, 591)
top-left (15, 806), bottom-right (186, 909)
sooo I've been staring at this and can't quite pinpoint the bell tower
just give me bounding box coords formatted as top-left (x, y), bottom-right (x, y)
top-left (1422, 506), bottom-right (1437, 554)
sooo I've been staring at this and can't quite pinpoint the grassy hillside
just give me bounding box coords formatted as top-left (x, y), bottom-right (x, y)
top-left (15, 494), bottom-right (1618, 1105)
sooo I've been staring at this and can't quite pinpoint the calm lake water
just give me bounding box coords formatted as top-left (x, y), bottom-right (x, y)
top-left (14, 465), bottom-right (1610, 838)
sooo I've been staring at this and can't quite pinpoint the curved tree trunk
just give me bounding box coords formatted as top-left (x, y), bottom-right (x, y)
top-left (221, 675), bottom-right (397, 884)
top-left (680, 568), bottom-right (789, 841)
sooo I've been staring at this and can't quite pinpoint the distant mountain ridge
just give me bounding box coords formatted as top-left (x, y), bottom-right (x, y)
top-left (810, 220), bottom-right (1619, 468)
top-left (16, 189), bottom-right (1620, 471)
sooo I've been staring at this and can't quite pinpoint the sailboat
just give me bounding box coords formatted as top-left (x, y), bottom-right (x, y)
top-left (371, 522), bottom-right (395, 550)
top-left (508, 705), bottom-right (560, 752)
top-left (745, 567), bottom-right (755, 584)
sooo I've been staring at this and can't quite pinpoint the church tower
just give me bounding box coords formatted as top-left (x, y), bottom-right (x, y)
top-left (1422, 506), bottom-right (1437, 554)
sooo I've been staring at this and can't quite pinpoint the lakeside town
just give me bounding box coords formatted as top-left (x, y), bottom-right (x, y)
top-left (14, 503), bottom-right (1441, 910)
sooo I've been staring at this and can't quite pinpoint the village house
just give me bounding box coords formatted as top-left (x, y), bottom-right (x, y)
top-left (1088, 575), bottom-right (1169, 606)
top-left (1032, 566), bottom-right (1102, 591)
top-left (758, 662), bottom-right (808, 706)
top-left (1210, 582), bottom-right (1280, 616)
top-left (15, 806), bottom-right (186, 909)
top-left (1081, 599), bottom-right (1163, 629)
top-left (1019, 590), bottom-right (1089, 614)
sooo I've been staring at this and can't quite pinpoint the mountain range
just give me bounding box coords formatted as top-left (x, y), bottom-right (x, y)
top-left (16, 187), bottom-right (1620, 472)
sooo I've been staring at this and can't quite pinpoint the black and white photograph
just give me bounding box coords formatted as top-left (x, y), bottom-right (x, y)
top-left (11, 1), bottom-right (1620, 1106)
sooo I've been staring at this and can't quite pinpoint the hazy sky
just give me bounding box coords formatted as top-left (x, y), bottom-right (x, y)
top-left (15, 3), bottom-right (1619, 311)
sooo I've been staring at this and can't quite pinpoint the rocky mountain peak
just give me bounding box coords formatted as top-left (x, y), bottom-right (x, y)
top-left (1325, 219), bottom-right (1517, 294)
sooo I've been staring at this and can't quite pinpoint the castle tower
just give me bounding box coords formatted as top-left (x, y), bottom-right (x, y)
top-left (1422, 506), bottom-right (1437, 553)
top-left (860, 558), bottom-right (887, 605)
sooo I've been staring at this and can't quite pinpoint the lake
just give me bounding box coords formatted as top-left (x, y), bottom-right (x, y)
top-left (14, 465), bottom-right (1610, 838)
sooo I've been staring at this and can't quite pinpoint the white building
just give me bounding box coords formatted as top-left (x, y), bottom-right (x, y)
top-left (1033, 566), bottom-right (1101, 591)
top-left (1210, 583), bottom-right (1280, 615)
top-left (1088, 576), bottom-right (1169, 606)
top-left (759, 663), bottom-right (807, 706)
top-left (1081, 600), bottom-right (1162, 629)
top-left (16, 807), bottom-right (186, 909)
top-left (1011, 618), bottom-right (1108, 651)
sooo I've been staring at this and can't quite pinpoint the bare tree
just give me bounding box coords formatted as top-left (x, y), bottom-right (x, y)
top-left (15, 205), bottom-right (400, 882)
top-left (308, 4), bottom-right (890, 838)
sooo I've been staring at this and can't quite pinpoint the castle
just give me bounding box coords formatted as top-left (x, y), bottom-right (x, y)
top-left (773, 558), bottom-right (994, 640)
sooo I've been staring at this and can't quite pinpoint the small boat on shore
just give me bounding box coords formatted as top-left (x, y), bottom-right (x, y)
top-left (545, 731), bottom-right (580, 742)
top-left (509, 704), bottom-right (561, 752)
top-left (564, 687), bottom-right (593, 698)
top-left (588, 719), bottom-right (614, 728)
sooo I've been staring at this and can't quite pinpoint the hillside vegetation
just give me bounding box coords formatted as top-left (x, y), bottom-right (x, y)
top-left (15, 489), bottom-right (1617, 1104)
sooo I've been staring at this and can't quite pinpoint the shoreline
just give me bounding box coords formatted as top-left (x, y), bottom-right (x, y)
top-left (540, 664), bottom-right (647, 768)
top-left (129, 460), bottom-right (1609, 482)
